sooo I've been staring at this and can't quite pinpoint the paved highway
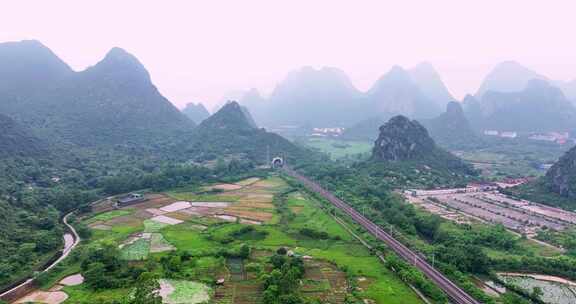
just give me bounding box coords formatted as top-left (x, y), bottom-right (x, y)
top-left (284, 167), bottom-right (482, 304)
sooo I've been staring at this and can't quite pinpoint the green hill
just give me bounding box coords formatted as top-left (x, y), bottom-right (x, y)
top-left (179, 101), bottom-right (311, 164)
top-left (544, 146), bottom-right (576, 199)
top-left (368, 115), bottom-right (477, 187)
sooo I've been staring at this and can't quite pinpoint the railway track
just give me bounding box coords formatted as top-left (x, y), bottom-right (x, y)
top-left (283, 167), bottom-right (481, 304)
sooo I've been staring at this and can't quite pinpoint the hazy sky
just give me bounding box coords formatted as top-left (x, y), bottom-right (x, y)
top-left (2, 0), bottom-right (576, 110)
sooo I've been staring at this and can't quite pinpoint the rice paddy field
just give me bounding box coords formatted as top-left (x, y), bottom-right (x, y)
top-left (498, 273), bottom-right (576, 304)
top-left (30, 175), bottom-right (423, 304)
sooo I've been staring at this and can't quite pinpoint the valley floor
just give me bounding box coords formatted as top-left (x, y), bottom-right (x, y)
top-left (24, 175), bottom-right (423, 304)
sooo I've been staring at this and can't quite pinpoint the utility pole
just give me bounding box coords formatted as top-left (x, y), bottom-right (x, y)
top-left (266, 145), bottom-right (270, 168)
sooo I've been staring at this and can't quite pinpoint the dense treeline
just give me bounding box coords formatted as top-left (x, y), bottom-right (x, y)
top-left (261, 251), bottom-right (307, 304)
top-left (0, 147), bottom-right (263, 290)
top-left (0, 198), bottom-right (62, 288)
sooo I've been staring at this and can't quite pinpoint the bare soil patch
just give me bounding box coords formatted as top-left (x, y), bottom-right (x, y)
top-left (151, 215), bottom-right (184, 225)
top-left (180, 206), bottom-right (220, 217)
top-left (15, 291), bottom-right (68, 304)
top-left (59, 274), bottom-right (84, 286)
top-left (106, 215), bottom-right (143, 227)
top-left (145, 208), bottom-right (167, 216)
top-left (205, 183), bottom-right (243, 191)
top-left (214, 214), bottom-right (238, 222)
top-left (235, 177), bottom-right (261, 186)
top-left (160, 201), bottom-right (192, 212)
top-left (240, 219), bottom-right (262, 225)
top-left (165, 211), bottom-right (196, 221)
top-left (190, 202), bottom-right (231, 208)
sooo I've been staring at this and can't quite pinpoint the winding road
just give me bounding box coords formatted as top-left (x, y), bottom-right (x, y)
top-left (284, 167), bottom-right (482, 304)
top-left (0, 210), bottom-right (81, 299)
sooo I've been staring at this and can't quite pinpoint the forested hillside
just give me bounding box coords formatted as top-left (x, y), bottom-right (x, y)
top-left (0, 114), bottom-right (45, 158)
top-left (369, 115), bottom-right (477, 187)
top-left (0, 41), bottom-right (195, 148)
top-left (178, 101), bottom-right (312, 164)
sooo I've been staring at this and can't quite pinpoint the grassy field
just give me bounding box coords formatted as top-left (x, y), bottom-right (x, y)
top-left (120, 238), bottom-right (150, 260)
top-left (285, 192), bottom-right (353, 241)
top-left (143, 219), bottom-right (169, 232)
top-left (63, 284), bottom-right (131, 303)
top-left (303, 138), bottom-right (372, 159)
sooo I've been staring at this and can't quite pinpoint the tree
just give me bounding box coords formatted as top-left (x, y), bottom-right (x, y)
top-left (84, 262), bottom-right (110, 289)
top-left (239, 244), bottom-right (251, 259)
top-left (130, 272), bottom-right (162, 304)
top-left (531, 286), bottom-right (543, 300)
top-left (270, 254), bottom-right (287, 269)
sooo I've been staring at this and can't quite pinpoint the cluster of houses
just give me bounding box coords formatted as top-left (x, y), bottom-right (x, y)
top-left (483, 130), bottom-right (571, 144)
top-left (528, 132), bottom-right (570, 144)
top-left (405, 182), bottom-right (500, 197)
top-left (309, 127), bottom-right (345, 137)
top-left (483, 130), bottom-right (517, 138)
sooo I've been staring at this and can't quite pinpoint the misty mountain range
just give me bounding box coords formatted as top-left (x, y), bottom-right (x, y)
top-left (3, 39), bottom-right (576, 157)
top-left (234, 60), bottom-right (576, 133)
top-left (0, 40), bottom-right (194, 149)
top-left (0, 40), bottom-right (316, 167)
top-left (239, 64), bottom-right (452, 127)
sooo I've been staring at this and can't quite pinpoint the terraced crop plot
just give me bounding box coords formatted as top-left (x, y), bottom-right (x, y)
top-left (301, 260), bottom-right (347, 303)
top-left (150, 233), bottom-right (175, 253)
top-left (227, 257), bottom-right (245, 281)
top-left (86, 209), bottom-right (134, 223)
top-left (120, 237), bottom-right (150, 260)
top-left (159, 279), bottom-right (212, 304)
top-left (143, 219), bottom-right (170, 232)
top-left (165, 177), bottom-right (286, 225)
